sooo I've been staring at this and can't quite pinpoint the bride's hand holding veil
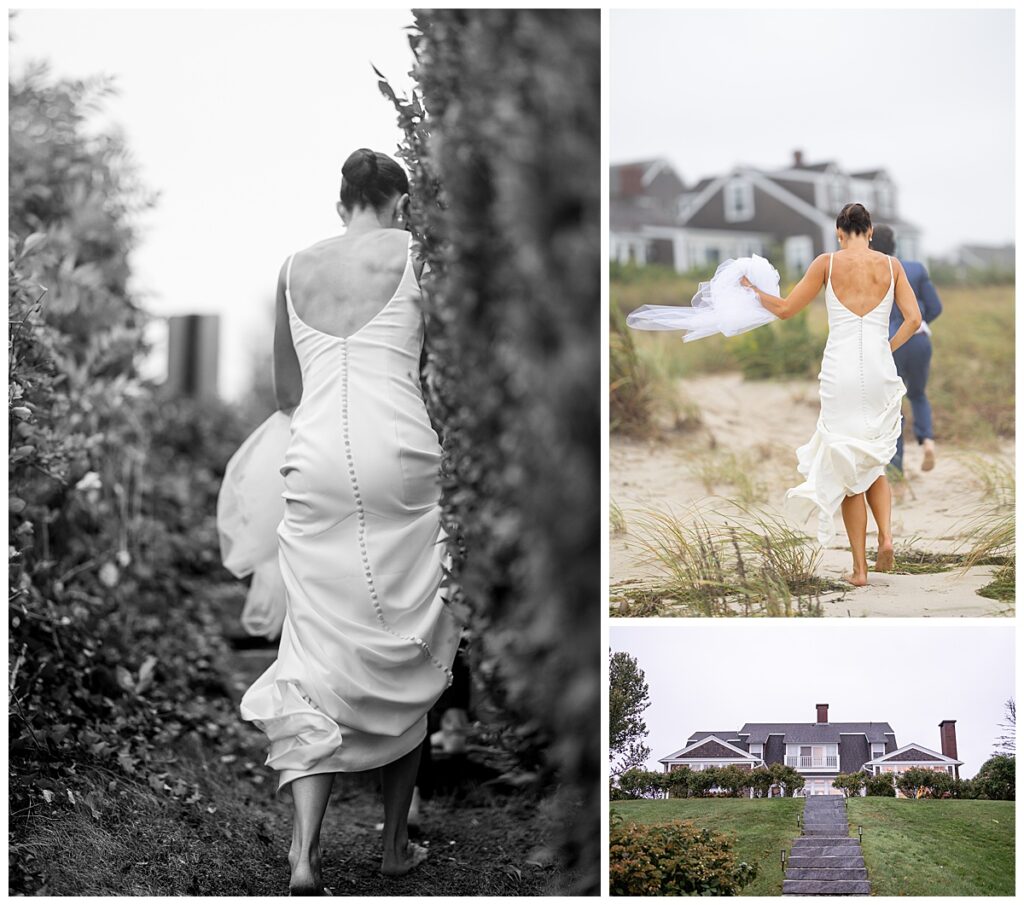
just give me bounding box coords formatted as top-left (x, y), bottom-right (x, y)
top-left (742, 255), bottom-right (829, 320)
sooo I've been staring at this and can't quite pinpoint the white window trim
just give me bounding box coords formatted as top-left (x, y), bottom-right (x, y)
top-left (724, 178), bottom-right (755, 223)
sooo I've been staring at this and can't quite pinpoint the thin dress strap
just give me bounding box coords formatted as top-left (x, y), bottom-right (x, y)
top-left (285, 253), bottom-right (297, 299)
top-left (886, 254), bottom-right (894, 286)
top-left (827, 253), bottom-right (834, 283)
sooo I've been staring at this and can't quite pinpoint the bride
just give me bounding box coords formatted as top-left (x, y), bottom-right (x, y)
top-left (741, 202), bottom-right (922, 585)
top-left (226, 148), bottom-right (461, 892)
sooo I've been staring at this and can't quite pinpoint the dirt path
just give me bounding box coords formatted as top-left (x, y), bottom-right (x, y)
top-left (612, 374), bottom-right (1013, 617)
top-left (9, 591), bottom-right (567, 897)
top-left (223, 623), bottom-right (558, 896)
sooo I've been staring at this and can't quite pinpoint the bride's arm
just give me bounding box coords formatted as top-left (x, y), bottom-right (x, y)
top-left (740, 254), bottom-right (828, 319)
top-left (273, 260), bottom-right (302, 413)
top-left (889, 258), bottom-right (923, 353)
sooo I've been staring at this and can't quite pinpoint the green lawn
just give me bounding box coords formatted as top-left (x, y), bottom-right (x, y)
top-left (847, 798), bottom-right (1015, 897)
top-left (611, 798), bottom-right (803, 896)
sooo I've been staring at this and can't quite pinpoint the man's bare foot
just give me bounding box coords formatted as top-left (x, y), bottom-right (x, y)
top-left (843, 571), bottom-right (869, 587)
top-left (874, 541), bottom-right (895, 573)
top-left (381, 842), bottom-right (429, 877)
top-left (921, 439), bottom-right (936, 472)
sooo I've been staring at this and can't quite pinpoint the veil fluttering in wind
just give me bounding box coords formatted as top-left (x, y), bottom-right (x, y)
top-left (627, 254), bottom-right (781, 342)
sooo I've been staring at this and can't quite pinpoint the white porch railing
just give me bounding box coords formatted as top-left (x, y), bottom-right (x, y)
top-left (785, 755), bottom-right (839, 769)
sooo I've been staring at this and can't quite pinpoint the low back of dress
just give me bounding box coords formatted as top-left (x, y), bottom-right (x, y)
top-left (240, 233), bottom-right (461, 791)
top-left (784, 253), bottom-right (906, 543)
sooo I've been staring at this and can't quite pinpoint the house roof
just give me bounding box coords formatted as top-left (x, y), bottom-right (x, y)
top-left (687, 731), bottom-right (743, 744)
top-left (739, 722), bottom-right (896, 745)
top-left (610, 197), bottom-right (679, 231)
top-left (794, 160), bottom-right (835, 172)
top-left (850, 169), bottom-right (888, 179)
top-left (611, 158), bottom-right (664, 175)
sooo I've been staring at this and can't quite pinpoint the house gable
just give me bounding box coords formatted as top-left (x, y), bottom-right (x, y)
top-left (680, 168), bottom-right (834, 256)
top-left (866, 742), bottom-right (962, 767)
top-left (683, 739), bottom-right (745, 759)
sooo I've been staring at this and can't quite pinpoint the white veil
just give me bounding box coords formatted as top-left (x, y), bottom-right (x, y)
top-left (626, 254), bottom-right (782, 342)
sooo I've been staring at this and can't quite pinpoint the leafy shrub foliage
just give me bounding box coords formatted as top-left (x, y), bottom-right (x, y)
top-left (833, 771), bottom-right (867, 798)
top-left (732, 309), bottom-right (826, 379)
top-left (972, 755), bottom-right (1015, 800)
top-left (609, 816), bottom-right (757, 896)
top-left (9, 61), bottom-right (250, 893)
top-left (864, 772), bottom-right (897, 797)
top-left (894, 768), bottom-right (971, 800)
top-left (616, 765), bottom-right (806, 799)
top-left (377, 10), bottom-right (599, 892)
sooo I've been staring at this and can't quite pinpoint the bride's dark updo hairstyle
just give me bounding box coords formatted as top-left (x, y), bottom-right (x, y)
top-left (836, 202), bottom-right (872, 236)
top-left (340, 148), bottom-right (409, 211)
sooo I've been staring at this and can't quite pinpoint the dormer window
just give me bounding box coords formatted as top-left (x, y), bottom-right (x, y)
top-left (828, 175), bottom-right (847, 213)
top-left (871, 743), bottom-right (886, 760)
top-left (724, 178), bottom-right (755, 222)
top-left (875, 182), bottom-right (893, 218)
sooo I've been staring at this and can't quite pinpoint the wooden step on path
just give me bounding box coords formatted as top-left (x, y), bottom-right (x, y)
top-left (783, 796), bottom-right (870, 896)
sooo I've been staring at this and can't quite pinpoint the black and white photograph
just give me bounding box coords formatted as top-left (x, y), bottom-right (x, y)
top-left (9, 8), bottom-right (599, 896)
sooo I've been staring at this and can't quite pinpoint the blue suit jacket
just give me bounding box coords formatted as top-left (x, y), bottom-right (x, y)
top-left (889, 259), bottom-right (943, 339)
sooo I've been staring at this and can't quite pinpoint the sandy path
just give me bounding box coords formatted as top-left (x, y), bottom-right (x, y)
top-left (611, 374), bottom-right (1013, 617)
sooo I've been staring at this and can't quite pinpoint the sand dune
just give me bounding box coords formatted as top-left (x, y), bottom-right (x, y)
top-left (611, 373), bottom-right (1013, 617)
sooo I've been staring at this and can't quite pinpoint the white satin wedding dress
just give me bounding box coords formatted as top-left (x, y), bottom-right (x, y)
top-left (230, 236), bottom-right (461, 793)
top-left (785, 254), bottom-right (905, 543)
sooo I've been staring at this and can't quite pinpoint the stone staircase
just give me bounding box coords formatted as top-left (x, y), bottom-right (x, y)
top-left (783, 795), bottom-right (870, 896)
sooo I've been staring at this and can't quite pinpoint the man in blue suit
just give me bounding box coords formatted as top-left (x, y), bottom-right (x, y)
top-left (871, 225), bottom-right (942, 475)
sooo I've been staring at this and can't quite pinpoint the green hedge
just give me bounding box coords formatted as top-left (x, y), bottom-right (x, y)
top-left (9, 62), bottom-right (250, 892)
top-left (617, 765), bottom-right (806, 799)
top-left (379, 10), bottom-right (600, 892)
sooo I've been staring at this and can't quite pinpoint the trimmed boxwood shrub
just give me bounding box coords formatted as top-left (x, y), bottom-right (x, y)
top-left (610, 817), bottom-right (757, 896)
top-left (378, 9), bottom-right (600, 892)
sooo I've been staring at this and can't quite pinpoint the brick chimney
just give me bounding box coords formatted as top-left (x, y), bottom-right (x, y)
top-left (793, 149), bottom-right (805, 168)
top-left (939, 720), bottom-right (958, 760)
top-left (816, 703), bottom-right (829, 724)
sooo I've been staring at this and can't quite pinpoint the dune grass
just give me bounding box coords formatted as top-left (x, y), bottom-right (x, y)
top-left (956, 456), bottom-right (1015, 601)
top-left (846, 797), bottom-right (1015, 897)
top-left (613, 273), bottom-right (1014, 448)
top-left (611, 798), bottom-right (804, 897)
top-left (617, 506), bottom-right (840, 617)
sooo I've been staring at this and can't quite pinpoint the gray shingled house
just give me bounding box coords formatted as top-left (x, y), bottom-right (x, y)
top-left (659, 704), bottom-right (962, 797)
top-left (611, 152), bottom-right (921, 275)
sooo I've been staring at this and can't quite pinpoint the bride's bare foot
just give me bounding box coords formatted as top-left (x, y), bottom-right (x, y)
top-left (289, 846), bottom-right (325, 896)
top-left (381, 841), bottom-right (428, 877)
top-left (843, 571), bottom-right (869, 587)
top-left (874, 540), bottom-right (895, 573)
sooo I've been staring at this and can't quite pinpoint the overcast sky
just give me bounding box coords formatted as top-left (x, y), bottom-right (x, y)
top-left (9, 9), bottom-right (416, 399)
top-left (611, 9), bottom-right (1015, 257)
top-left (611, 622), bottom-right (1014, 780)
